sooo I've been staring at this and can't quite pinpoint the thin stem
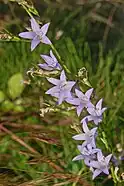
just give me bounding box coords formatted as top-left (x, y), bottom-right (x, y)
top-left (51, 44), bottom-right (71, 74)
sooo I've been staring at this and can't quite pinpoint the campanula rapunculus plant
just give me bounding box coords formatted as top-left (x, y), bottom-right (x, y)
top-left (66, 88), bottom-right (94, 116)
top-left (46, 70), bottom-right (75, 105)
top-left (17, 13), bottom-right (122, 183)
top-left (19, 17), bottom-right (51, 51)
top-left (38, 50), bottom-right (62, 71)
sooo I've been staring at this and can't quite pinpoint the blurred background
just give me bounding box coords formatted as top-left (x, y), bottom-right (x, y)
top-left (0, 0), bottom-right (124, 185)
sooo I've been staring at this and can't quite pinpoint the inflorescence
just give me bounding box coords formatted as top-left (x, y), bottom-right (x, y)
top-left (19, 16), bottom-right (113, 180)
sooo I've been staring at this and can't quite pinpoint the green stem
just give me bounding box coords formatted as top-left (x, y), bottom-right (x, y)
top-left (51, 44), bottom-right (71, 74)
top-left (72, 167), bottom-right (84, 186)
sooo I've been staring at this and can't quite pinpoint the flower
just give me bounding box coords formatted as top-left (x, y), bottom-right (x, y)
top-left (73, 144), bottom-right (101, 166)
top-left (72, 120), bottom-right (97, 148)
top-left (90, 151), bottom-right (112, 179)
top-left (19, 17), bottom-right (51, 51)
top-left (81, 99), bottom-right (107, 125)
top-left (46, 70), bottom-right (75, 105)
top-left (66, 88), bottom-right (94, 116)
top-left (38, 50), bottom-right (62, 71)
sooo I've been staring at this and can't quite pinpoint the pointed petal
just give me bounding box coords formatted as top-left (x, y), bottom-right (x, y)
top-left (38, 63), bottom-right (53, 71)
top-left (87, 107), bottom-right (96, 116)
top-left (92, 169), bottom-right (102, 179)
top-left (81, 116), bottom-right (93, 123)
top-left (90, 161), bottom-right (100, 169)
top-left (45, 86), bottom-right (58, 95)
top-left (40, 54), bottom-right (53, 65)
top-left (47, 78), bottom-right (60, 85)
top-left (50, 50), bottom-right (57, 62)
top-left (97, 151), bottom-right (103, 161)
top-left (60, 70), bottom-right (66, 81)
top-left (103, 168), bottom-right (109, 175)
top-left (82, 121), bottom-right (89, 133)
top-left (77, 105), bottom-right (84, 116)
top-left (66, 97), bottom-right (80, 106)
top-left (91, 127), bottom-right (97, 135)
top-left (19, 31), bottom-right (36, 39)
top-left (42, 36), bottom-right (52, 45)
top-left (77, 145), bottom-right (82, 152)
top-left (96, 99), bottom-right (103, 110)
top-left (85, 88), bottom-right (93, 99)
top-left (75, 89), bottom-right (84, 99)
top-left (65, 81), bottom-right (76, 91)
top-left (58, 92), bottom-right (65, 105)
top-left (105, 154), bottom-right (112, 165)
top-left (101, 107), bottom-right (107, 114)
top-left (94, 118), bottom-right (102, 125)
top-left (72, 133), bottom-right (85, 140)
top-left (41, 22), bottom-right (50, 36)
top-left (30, 17), bottom-right (40, 32)
top-left (72, 155), bottom-right (84, 161)
top-left (31, 38), bottom-right (40, 51)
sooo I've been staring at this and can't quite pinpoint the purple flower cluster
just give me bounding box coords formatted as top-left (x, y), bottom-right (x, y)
top-left (19, 17), bottom-right (112, 180)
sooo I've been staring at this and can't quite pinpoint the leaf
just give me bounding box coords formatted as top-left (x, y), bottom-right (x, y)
top-left (0, 91), bottom-right (5, 103)
top-left (8, 73), bottom-right (24, 100)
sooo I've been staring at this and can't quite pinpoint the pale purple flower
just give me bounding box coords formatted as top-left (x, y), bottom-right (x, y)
top-left (73, 144), bottom-right (101, 166)
top-left (19, 17), bottom-right (51, 51)
top-left (38, 50), bottom-right (62, 71)
top-left (90, 151), bottom-right (112, 179)
top-left (81, 99), bottom-right (107, 125)
top-left (72, 120), bottom-right (97, 148)
top-left (46, 70), bottom-right (75, 105)
top-left (66, 88), bottom-right (94, 116)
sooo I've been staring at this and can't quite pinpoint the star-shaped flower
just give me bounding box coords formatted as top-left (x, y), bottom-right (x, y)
top-left (81, 99), bottom-right (107, 125)
top-left (46, 70), bottom-right (75, 105)
top-left (73, 144), bottom-right (101, 166)
top-left (90, 151), bottom-right (112, 179)
top-left (19, 17), bottom-right (51, 51)
top-left (72, 120), bottom-right (97, 148)
top-left (38, 50), bottom-right (62, 71)
top-left (66, 88), bottom-right (94, 116)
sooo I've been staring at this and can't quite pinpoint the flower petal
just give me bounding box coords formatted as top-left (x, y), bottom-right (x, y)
top-left (41, 23), bottom-right (50, 36)
top-left (77, 104), bottom-right (84, 116)
top-left (50, 50), bottom-right (57, 62)
top-left (96, 99), bottom-right (103, 110)
top-left (82, 120), bottom-right (89, 133)
top-left (31, 38), bottom-right (40, 51)
top-left (72, 155), bottom-right (84, 161)
top-left (47, 78), bottom-right (60, 85)
top-left (38, 63), bottom-right (53, 71)
top-left (58, 92), bottom-right (65, 105)
top-left (75, 89), bottom-right (84, 99)
top-left (60, 70), bottom-right (66, 81)
top-left (103, 168), bottom-right (109, 175)
top-left (90, 161), bottom-right (100, 169)
top-left (19, 31), bottom-right (36, 39)
top-left (66, 97), bottom-right (80, 106)
top-left (30, 17), bottom-right (40, 32)
top-left (92, 169), bottom-right (102, 179)
top-left (42, 36), bottom-right (52, 45)
top-left (105, 154), bottom-right (112, 165)
top-left (72, 133), bottom-right (85, 140)
top-left (97, 151), bottom-right (103, 161)
top-left (45, 86), bottom-right (58, 95)
top-left (85, 88), bottom-right (93, 99)
top-left (40, 54), bottom-right (53, 65)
